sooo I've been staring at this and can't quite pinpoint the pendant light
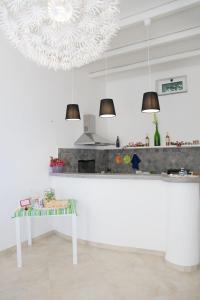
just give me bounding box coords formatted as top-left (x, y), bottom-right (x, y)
top-left (99, 56), bottom-right (116, 118)
top-left (141, 19), bottom-right (160, 113)
top-left (99, 98), bottom-right (116, 118)
top-left (65, 104), bottom-right (80, 120)
top-left (65, 69), bottom-right (81, 120)
top-left (142, 92), bottom-right (160, 113)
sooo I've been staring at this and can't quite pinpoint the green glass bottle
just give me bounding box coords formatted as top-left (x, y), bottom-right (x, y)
top-left (154, 123), bottom-right (161, 146)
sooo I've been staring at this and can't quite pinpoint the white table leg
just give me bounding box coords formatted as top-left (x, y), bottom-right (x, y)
top-left (15, 218), bottom-right (22, 268)
top-left (72, 214), bottom-right (77, 265)
top-left (26, 217), bottom-right (32, 246)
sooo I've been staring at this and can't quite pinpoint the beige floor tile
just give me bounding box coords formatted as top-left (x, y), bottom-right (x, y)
top-left (0, 234), bottom-right (199, 300)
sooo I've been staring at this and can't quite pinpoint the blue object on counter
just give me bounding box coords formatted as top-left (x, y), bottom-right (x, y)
top-left (131, 153), bottom-right (141, 170)
top-left (179, 168), bottom-right (188, 176)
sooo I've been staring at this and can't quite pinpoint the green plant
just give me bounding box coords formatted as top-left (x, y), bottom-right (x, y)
top-left (152, 113), bottom-right (158, 126)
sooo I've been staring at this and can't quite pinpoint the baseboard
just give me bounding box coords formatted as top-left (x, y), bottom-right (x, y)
top-left (0, 231), bottom-right (54, 256)
top-left (0, 229), bottom-right (164, 258)
top-left (165, 259), bottom-right (200, 272)
top-left (53, 230), bottom-right (165, 257)
top-left (54, 231), bottom-right (200, 272)
top-left (2, 230), bottom-right (198, 273)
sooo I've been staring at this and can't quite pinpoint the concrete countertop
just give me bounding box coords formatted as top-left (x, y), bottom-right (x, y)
top-left (49, 172), bottom-right (200, 183)
top-left (161, 174), bottom-right (200, 183)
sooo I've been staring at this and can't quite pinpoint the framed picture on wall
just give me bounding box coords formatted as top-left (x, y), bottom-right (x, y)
top-left (156, 75), bottom-right (188, 96)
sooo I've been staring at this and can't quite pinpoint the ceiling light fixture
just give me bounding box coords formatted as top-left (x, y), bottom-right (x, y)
top-left (141, 19), bottom-right (160, 113)
top-left (99, 98), bottom-right (116, 118)
top-left (142, 92), bottom-right (160, 113)
top-left (0, 0), bottom-right (120, 70)
top-left (65, 69), bottom-right (80, 120)
top-left (48, 0), bottom-right (74, 23)
top-left (99, 56), bottom-right (116, 118)
top-left (65, 104), bottom-right (80, 121)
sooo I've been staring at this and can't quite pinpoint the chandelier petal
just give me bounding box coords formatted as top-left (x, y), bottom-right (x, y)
top-left (0, 0), bottom-right (120, 70)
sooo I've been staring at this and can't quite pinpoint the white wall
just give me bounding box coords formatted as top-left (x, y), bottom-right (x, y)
top-left (0, 33), bottom-right (103, 251)
top-left (102, 56), bottom-right (200, 147)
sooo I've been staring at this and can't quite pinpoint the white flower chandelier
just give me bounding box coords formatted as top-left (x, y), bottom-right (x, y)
top-left (0, 0), bottom-right (119, 70)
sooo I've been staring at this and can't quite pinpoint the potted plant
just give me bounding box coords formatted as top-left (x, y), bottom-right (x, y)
top-left (49, 157), bottom-right (65, 173)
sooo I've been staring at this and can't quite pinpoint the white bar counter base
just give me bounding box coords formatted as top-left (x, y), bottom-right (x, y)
top-left (164, 180), bottom-right (200, 270)
top-left (50, 173), bottom-right (200, 271)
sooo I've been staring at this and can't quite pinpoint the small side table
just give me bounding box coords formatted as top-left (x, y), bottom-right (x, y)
top-left (13, 200), bottom-right (77, 268)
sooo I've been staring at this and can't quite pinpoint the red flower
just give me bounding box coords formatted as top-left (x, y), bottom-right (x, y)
top-left (49, 157), bottom-right (65, 167)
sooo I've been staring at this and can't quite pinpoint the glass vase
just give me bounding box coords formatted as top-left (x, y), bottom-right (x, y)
top-left (154, 124), bottom-right (161, 146)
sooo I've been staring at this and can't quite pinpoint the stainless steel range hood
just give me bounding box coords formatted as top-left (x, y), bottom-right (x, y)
top-left (74, 114), bottom-right (114, 146)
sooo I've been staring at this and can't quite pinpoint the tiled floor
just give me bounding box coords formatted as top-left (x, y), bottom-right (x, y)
top-left (0, 234), bottom-right (200, 300)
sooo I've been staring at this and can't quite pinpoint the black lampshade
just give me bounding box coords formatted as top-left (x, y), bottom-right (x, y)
top-left (99, 98), bottom-right (116, 118)
top-left (65, 104), bottom-right (80, 120)
top-left (141, 92), bottom-right (160, 113)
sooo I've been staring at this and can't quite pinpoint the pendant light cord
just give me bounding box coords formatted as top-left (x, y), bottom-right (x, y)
top-left (72, 68), bottom-right (74, 104)
top-left (104, 55), bottom-right (108, 98)
top-left (146, 20), bottom-right (152, 91)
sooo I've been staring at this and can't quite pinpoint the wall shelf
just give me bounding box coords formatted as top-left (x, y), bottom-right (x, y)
top-left (106, 145), bottom-right (200, 150)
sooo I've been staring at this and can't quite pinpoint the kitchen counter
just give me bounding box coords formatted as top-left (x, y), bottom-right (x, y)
top-left (50, 171), bottom-right (200, 271)
top-left (50, 172), bottom-right (200, 183)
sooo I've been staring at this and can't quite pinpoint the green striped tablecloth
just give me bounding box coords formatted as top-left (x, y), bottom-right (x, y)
top-left (13, 199), bottom-right (77, 218)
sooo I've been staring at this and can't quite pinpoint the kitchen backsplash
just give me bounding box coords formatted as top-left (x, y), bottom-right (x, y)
top-left (58, 148), bottom-right (108, 173)
top-left (58, 147), bottom-right (200, 174)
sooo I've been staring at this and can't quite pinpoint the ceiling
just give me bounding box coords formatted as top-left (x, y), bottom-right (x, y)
top-left (86, 0), bottom-right (200, 77)
top-left (120, 0), bottom-right (173, 18)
